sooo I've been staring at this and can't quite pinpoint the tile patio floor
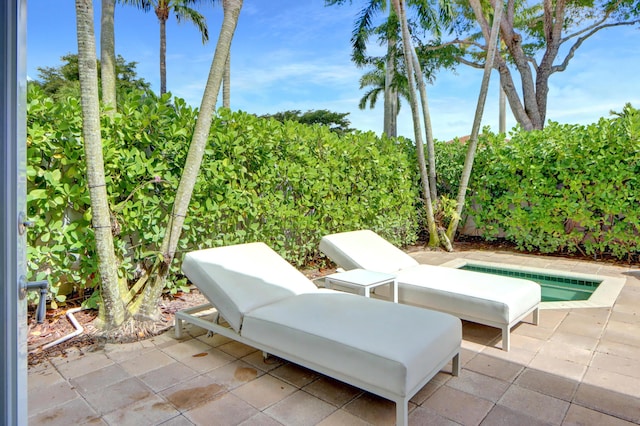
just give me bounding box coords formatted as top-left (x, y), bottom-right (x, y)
top-left (28, 249), bottom-right (640, 425)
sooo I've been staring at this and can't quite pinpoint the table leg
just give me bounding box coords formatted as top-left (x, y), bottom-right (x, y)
top-left (392, 280), bottom-right (398, 303)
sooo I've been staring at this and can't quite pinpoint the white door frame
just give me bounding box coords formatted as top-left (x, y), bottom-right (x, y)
top-left (1, 0), bottom-right (28, 424)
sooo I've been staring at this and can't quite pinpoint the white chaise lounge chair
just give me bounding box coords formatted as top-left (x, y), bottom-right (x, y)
top-left (319, 230), bottom-right (541, 351)
top-left (176, 242), bottom-right (461, 426)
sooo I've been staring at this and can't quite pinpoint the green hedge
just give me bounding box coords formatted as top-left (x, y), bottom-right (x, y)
top-left (26, 87), bottom-right (420, 299)
top-left (465, 109), bottom-right (640, 260)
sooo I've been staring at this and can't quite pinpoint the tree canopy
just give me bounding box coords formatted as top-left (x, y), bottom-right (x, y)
top-left (32, 53), bottom-right (151, 101)
top-left (261, 109), bottom-right (355, 135)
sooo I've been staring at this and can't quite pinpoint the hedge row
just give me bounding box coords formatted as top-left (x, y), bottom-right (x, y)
top-left (27, 87), bottom-right (420, 299)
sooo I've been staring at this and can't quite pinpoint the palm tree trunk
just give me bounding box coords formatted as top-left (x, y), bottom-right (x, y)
top-left (100, 0), bottom-right (117, 115)
top-left (223, 54), bottom-right (230, 108)
top-left (391, 0), bottom-right (440, 247)
top-left (159, 16), bottom-right (167, 95)
top-left (135, 0), bottom-right (243, 319)
top-left (410, 50), bottom-right (437, 203)
top-left (383, 9), bottom-right (397, 138)
top-left (446, 0), bottom-right (503, 241)
top-left (75, 0), bottom-right (124, 329)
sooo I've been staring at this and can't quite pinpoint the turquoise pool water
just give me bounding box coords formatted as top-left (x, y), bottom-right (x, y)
top-left (460, 264), bottom-right (601, 302)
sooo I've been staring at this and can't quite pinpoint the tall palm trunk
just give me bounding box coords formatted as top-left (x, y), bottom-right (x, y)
top-left (391, 0), bottom-right (440, 247)
top-left (383, 9), bottom-right (397, 138)
top-left (75, 0), bottom-right (125, 328)
top-left (135, 0), bottom-right (243, 319)
top-left (156, 3), bottom-right (169, 95)
top-left (100, 0), bottom-right (117, 115)
top-left (446, 0), bottom-right (503, 241)
top-left (223, 54), bottom-right (230, 108)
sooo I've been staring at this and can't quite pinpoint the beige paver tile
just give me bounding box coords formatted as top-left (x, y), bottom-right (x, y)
top-left (536, 340), bottom-right (594, 366)
top-left (176, 347), bottom-right (235, 373)
top-left (102, 393), bottom-right (179, 425)
top-left (528, 353), bottom-right (587, 382)
top-left (480, 404), bottom-right (551, 426)
top-left (316, 409), bottom-right (370, 426)
top-left (27, 380), bottom-right (80, 416)
top-left (514, 368), bottom-right (578, 401)
top-left (303, 376), bottom-right (362, 407)
top-left (206, 360), bottom-right (265, 390)
top-left (590, 351), bottom-right (640, 380)
top-left (480, 344), bottom-right (537, 366)
top-left (548, 330), bottom-right (600, 351)
top-left (237, 412), bottom-right (283, 425)
top-left (49, 351), bottom-right (114, 380)
top-left (556, 314), bottom-right (606, 339)
top-left (464, 353), bottom-right (524, 383)
top-left (409, 381), bottom-right (444, 405)
top-left (343, 392), bottom-right (398, 426)
top-left (601, 320), bottom-right (640, 347)
top-left (596, 339), bottom-right (640, 360)
top-left (445, 369), bottom-right (510, 403)
top-left (241, 351), bottom-right (285, 372)
top-left (581, 366), bottom-right (640, 397)
top-left (160, 374), bottom-right (226, 411)
top-left (609, 310), bottom-right (640, 324)
top-left (161, 338), bottom-right (214, 360)
top-left (573, 383), bottom-right (640, 424)
top-left (28, 360), bottom-right (65, 390)
top-left (421, 385), bottom-right (493, 426)
top-left (103, 341), bottom-right (152, 362)
top-left (512, 322), bottom-right (556, 340)
top-left (562, 403), bottom-right (637, 426)
top-left (82, 377), bottom-right (152, 415)
top-left (159, 415), bottom-right (195, 425)
top-left (270, 363), bottom-right (319, 388)
top-left (218, 340), bottom-right (258, 358)
top-left (264, 390), bottom-right (336, 426)
top-left (231, 374), bottom-right (296, 410)
top-left (408, 406), bottom-right (460, 426)
top-left (70, 363), bottom-right (130, 394)
top-left (28, 395), bottom-right (100, 425)
top-left (138, 360), bottom-right (199, 392)
top-left (195, 332), bottom-right (233, 348)
top-left (498, 385), bottom-right (569, 424)
top-left (535, 308), bottom-right (569, 329)
top-left (119, 348), bottom-right (176, 376)
top-left (507, 333), bottom-right (546, 352)
top-left (184, 392), bottom-right (258, 426)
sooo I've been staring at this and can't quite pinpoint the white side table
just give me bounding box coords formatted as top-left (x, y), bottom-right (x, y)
top-left (324, 269), bottom-right (398, 303)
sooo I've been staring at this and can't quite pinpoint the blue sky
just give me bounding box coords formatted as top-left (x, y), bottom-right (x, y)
top-left (27, 1), bottom-right (639, 141)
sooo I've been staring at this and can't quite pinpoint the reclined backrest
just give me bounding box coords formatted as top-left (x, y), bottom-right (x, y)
top-left (320, 230), bottom-right (419, 274)
top-left (182, 242), bottom-right (319, 333)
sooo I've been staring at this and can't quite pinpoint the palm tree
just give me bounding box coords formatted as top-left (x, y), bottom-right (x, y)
top-left (101, 0), bottom-right (117, 115)
top-left (136, 0), bottom-right (243, 319)
top-left (75, 0), bottom-right (125, 328)
top-left (357, 59), bottom-right (409, 117)
top-left (122, 0), bottom-right (215, 95)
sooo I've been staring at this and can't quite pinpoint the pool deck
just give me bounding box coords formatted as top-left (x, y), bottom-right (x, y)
top-left (28, 249), bottom-right (640, 425)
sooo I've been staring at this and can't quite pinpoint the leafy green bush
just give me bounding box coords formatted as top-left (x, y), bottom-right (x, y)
top-left (27, 87), bottom-right (420, 300)
top-left (465, 108), bottom-right (640, 260)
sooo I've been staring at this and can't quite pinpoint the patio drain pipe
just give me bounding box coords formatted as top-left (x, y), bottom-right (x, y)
top-left (40, 307), bottom-right (84, 351)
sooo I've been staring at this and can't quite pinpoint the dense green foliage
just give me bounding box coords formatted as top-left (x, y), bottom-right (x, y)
top-left (260, 109), bottom-right (354, 135)
top-left (441, 107), bottom-right (640, 260)
top-left (31, 53), bottom-right (151, 102)
top-left (27, 87), bottom-right (419, 301)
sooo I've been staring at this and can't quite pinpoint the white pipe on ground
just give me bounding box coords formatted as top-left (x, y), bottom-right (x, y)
top-left (39, 307), bottom-right (84, 351)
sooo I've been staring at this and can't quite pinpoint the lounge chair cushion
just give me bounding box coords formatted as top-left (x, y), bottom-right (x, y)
top-left (182, 242), bottom-right (318, 332)
top-left (320, 229), bottom-right (419, 274)
top-left (242, 291), bottom-right (461, 397)
top-left (320, 230), bottom-right (540, 328)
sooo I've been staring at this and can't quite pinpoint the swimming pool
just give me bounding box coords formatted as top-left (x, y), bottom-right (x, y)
top-left (440, 259), bottom-right (625, 309)
top-left (458, 264), bottom-right (599, 302)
